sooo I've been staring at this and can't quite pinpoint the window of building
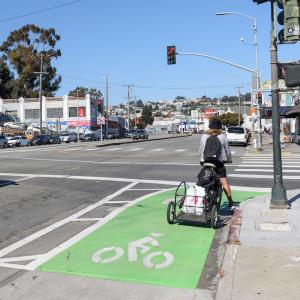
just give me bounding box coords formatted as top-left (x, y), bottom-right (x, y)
top-left (78, 106), bottom-right (86, 117)
top-left (25, 109), bottom-right (40, 119)
top-left (68, 107), bottom-right (86, 118)
top-left (69, 107), bottom-right (77, 117)
top-left (47, 107), bottom-right (63, 118)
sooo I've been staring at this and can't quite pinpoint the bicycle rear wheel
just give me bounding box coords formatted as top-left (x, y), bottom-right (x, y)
top-left (210, 204), bottom-right (219, 229)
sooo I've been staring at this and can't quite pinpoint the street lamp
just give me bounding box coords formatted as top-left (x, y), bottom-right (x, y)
top-left (216, 11), bottom-right (262, 150)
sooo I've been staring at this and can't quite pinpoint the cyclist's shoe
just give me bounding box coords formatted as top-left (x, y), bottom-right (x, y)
top-left (228, 201), bottom-right (240, 210)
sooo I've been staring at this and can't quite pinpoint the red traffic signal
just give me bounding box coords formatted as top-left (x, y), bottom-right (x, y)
top-left (167, 46), bottom-right (176, 65)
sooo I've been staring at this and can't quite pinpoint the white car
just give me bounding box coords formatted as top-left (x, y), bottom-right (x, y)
top-left (7, 136), bottom-right (30, 147)
top-left (3, 122), bottom-right (22, 130)
top-left (226, 126), bottom-right (249, 147)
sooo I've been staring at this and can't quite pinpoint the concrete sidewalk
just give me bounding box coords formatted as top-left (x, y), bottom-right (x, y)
top-left (216, 190), bottom-right (300, 300)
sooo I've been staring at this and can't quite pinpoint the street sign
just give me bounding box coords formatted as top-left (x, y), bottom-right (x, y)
top-left (97, 116), bottom-right (105, 125)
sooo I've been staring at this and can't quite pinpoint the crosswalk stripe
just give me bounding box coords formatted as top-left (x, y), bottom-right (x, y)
top-left (234, 169), bottom-right (300, 173)
top-left (242, 161), bottom-right (300, 164)
top-left (229, 174), bottom-right (300, 179)
top-left (235, 164), bottom-right (300, 168)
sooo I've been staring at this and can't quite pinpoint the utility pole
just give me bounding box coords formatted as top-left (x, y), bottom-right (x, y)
top-left (34, 54), bottom-right (48, 135)
top-left (127, 85), bottom-right (133, 131)
top-left (105, 75), bottom-right (109, 139)
top-left (76, 90), bottom-right (80, 143)
top-left (235, 86), bottom-right (243, 126)
top-left (270, 0), bottom-right (288, 208)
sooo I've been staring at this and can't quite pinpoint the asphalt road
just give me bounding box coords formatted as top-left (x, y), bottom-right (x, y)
top-left (0, 134), bottom-right (299, 293)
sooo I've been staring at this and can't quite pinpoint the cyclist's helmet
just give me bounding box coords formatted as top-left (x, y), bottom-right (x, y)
top-left (209, 117), bottom-right (222, 130)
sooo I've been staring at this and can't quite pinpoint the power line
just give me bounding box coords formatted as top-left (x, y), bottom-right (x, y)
top-left (61, 74), bottom-right (250, 90)
top-left (0, 0), bottom-right (85, 23)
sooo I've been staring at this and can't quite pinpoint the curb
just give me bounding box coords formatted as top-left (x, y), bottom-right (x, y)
top-left (94, 134), bottom-right (192, 148)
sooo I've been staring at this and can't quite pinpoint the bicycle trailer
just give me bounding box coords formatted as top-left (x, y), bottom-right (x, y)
top-left (166, 162), bottom-right (223, 229)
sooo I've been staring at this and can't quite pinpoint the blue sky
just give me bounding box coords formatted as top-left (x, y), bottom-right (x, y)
top-left (1, 0), bottom-right (299, 105)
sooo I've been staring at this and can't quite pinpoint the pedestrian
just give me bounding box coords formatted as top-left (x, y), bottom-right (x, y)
top-left (199, 117), bottom-right (239, 209)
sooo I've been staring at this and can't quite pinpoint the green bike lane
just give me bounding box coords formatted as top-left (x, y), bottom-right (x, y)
top-left (39, 189), bottom-right (267, 289)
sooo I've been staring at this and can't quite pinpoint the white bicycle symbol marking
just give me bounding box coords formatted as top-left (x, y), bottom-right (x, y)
top-left (91, 233), bottom-right (174, 269)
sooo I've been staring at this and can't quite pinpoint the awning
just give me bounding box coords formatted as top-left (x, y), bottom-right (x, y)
top-left (285, 104), bottom-right (300, 118)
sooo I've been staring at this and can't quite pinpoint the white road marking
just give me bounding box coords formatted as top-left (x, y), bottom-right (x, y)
top-left (174, 149), bottom-right (186, 152)
top-left (0, 181), bottom-right (139, 266)
top-left (72, 218), bottom-right (103, 222)
top-left (102, 147), bottom-right (122, 152)
top-left (0, 155), bottom-right (201, 166)
top-left (150, 148), bottom-right (164, 152)
top-left (127, 148), bottom-right (143, 152)
top-left (234, 164), bottom-right (300, 168)
top-left (229, 174), bottom-right (300, 179)
top-left (0, 255), bottom-right (41, 263)
top-left (242, 160), bottom-right (300, 163)
top-left (129, 188), bottom-right (162, 191)
top-left (27, 187), bottom-right (170, 270)
top-left (235, 169), bottom-right (300, 173)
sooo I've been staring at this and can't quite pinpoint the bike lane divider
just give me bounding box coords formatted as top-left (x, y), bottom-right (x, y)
top-left (39, 189), bottom-right (268, 289)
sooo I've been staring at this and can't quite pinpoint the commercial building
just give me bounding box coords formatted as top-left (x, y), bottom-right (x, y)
top-left (0, 94), bottom-right (99, 131)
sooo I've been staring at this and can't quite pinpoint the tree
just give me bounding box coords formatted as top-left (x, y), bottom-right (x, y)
top-left (219, 112), bottom-right (244, 127)
top-left (0, 24), bottom-right (62, 98)
top-left (141, 104), bottom-right (154, 128)
top-left (0, 57), bottom-right (14, 98)
top-left (136, 99), bottom-right (143, 107)
top-left (68, 86), bottom-right (102, 97)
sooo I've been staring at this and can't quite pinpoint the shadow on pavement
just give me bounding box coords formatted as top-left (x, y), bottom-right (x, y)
top-left (288, 193), bottom-right (300, 205)
top-left (0, 180), bottom-right (19, 188)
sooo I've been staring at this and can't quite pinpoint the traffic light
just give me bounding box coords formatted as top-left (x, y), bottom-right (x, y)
top-left (285, 63), bottom-right (300, 87)
top-left (277, 61), bottom-right (300, 87)
top-left (277, 0), bottom-right (300, 43)
top-left (167, 46), bottom-right (176, 65)
top-left (97, 98), bottom-right (104, 114)
top-left (257, 92), bottom-right (263, 105)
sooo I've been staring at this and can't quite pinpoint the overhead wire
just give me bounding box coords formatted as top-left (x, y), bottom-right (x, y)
top-left (61, 74), bottom-right (250, 91)
top-left (0, 0), bottom-right (85, 23)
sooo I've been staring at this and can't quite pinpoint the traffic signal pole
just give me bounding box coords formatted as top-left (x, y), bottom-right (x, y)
top-left (270, 0), bottom-right (288, 208)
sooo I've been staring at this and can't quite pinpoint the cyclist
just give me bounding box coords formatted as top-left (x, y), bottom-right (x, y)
top-left (199, 117), bottom-right (239, 209)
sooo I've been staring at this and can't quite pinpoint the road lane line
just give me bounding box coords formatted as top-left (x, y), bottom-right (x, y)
top-left (102, 148), bottom-right (122, 151)
top-left (174, 149), bottom-right (186, 152)
top-left (127, 148), bottom-right (143, 151)
top-left (150, 148), bottom-right (164, 152)
top-left (0, 182), bottom-right (138, 260)
top-left (27, 187), bottom-right (170, 270)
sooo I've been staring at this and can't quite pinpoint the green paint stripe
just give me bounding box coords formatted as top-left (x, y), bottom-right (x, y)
top-left (39, 189), bottom-right (267, 289)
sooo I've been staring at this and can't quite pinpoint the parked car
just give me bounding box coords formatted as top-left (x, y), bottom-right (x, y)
top-left (49, 135), bottom-right (61, 144)
top-left (60, 133), bottom-right (78, 143)
top-left (0, 135), bottom-right (8, 148)
top-left (125, 130), bottom-right (135, 138)
top-left (226, 126), bottom-right (249, 147)
top-left (7, 136), bottom-right (30, 147)
top-left (3, 122), bottom-right (22, 130)
top-left (82, 133), bottom-right (98, 142)
top-left (32, 135), bottom-right (50, 145)
top-left (132, 129), bottom-right (149, 140)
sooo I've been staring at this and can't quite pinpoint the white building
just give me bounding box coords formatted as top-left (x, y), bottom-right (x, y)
top-left (0, 94), bottom-right (99, 131)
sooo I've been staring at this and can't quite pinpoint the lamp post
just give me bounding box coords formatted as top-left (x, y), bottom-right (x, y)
top-left (216, 11), bottom-right (262, 149)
